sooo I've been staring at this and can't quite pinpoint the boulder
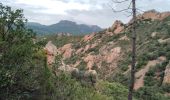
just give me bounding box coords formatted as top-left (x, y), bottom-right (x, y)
top-left (151, 32), bottom-right (158, 38)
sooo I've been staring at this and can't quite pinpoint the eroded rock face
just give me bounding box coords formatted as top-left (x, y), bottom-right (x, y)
top-left (83, 43), bottom-right (98, 53)
top-left (84, 54), bottom-right (100, 70)
top-left (58, 60), bottom-right (79, 73)
top-left (163, 61), bottom-right (170, 84)
top-left (58, 60), bottom-right (98, 84)
top-left (76, 48), bottom-right (84, 54)
top-left (84, 45), bottom-right (91, 52)
top-left (91, 43), bottom-right (98, 48)
top-left (108, 20), bottom-right (124, 34)
top-left (104, 47), bottom-right (121, 63)
top-left (83, 47), bottom-right (121, 70)
top-left (44, 41), bottom-right (57, 65)
top-left (119, 35), bottom-right (130, 41)
top-left (60, 43), bottom-right (74, 59)
top-left (82, 32), bottom-right (95, 42)
top-left (138, 10), bottom-right (170, 20)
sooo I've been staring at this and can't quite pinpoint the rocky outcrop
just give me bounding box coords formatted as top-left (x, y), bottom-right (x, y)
top-left (82, 32), bottom-right (95, 42)
top-left (158, 38), bottom-right (170, 44)
top-left (59, 43), bottom-right (74, 59)
top-left (83, 43), bottom-right (98, 53)
top-left (163, 61), bottom-right (170, 84)
top-left (58, 60), bottom-right (98, 84)
top-left (44, 41), bottom-right (57, 65)
top-left (107, 20), bottom-right (124, 35)
top-left (104, 47), bottom-right (121, 63)
top-left (138, 10), bottom-right (170, 20)
top-left (58, 60), bottom-right (79, 73)
top-left (84, 54), bottom-right (101, 70)
top-left (83, 47), bottom-right (121, 70)
top-left (119, 35), bottom-right (130, 41)
top-left (76, 47), bottom-right (84, 54)
top-left (84, 44), bottom-right (91, 52)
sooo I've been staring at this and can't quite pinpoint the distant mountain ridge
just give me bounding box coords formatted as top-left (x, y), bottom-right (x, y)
top-left (26, 20), bottom-right (102, 35)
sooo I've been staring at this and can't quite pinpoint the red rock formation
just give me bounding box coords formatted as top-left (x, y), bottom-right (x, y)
top-left (119, 35), bottom-right (130, 41)
top-left (60, 43), bottom-right (74, 59)
top-left (138, 10), bottom-right (170, 20)
top-left (107, 20), bottom-right (124, 35)
top-left (44, 41), bottom-right (57, 65)
top-left (104, 47), bottom-right (121, 63)
top-left (82, 32), bottom-right (95, 42)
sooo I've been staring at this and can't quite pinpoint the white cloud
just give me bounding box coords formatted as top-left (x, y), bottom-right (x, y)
top-left (15, 0), bottom-right (91, 15)
top-left (1, 0), bottom-right (170, 28)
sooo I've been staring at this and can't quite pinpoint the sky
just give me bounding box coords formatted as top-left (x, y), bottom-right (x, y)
top-left (1, 0), bottom-right (170, 28)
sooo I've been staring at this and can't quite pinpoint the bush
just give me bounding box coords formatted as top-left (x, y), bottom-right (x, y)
top-left (162, 83), bottom-right (170, 93)
top-left (113, 73), bottom-right (129, 86)
top-left (135, 86), bottom-right (170, 100)
top-left (96, 81), bottom-right (128, 100)
top-left (48, 73), bottom-right (112, 100)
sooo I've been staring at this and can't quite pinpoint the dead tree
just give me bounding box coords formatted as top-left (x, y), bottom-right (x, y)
top-left (128, 0), bottom-right (136, 100)
top-left (110, 0), bottom-right (138, 100)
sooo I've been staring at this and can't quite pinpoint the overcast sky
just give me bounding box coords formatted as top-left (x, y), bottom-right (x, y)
top-left (1, 0), bottom-right (170, 28)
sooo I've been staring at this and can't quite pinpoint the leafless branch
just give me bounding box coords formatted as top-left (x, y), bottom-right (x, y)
top-left (136, 8), bottom-right (144, 13)
top-left (112, 8), bottom-right (131, 13)
top-left (109, 0), bottom-right (132, 13)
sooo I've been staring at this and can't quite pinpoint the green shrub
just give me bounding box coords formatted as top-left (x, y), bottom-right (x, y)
top-left (64, 55), bottom-right (80, 64)
top-left (96, 81), bottom-right (128, 100)
top-left (113, 73), bottom-right (129, 86)
top-left (162, 83), bottom-right (170, 93)
top-left (135, 86), bottom-right (170, 100)
top-left (78, 61), bottom-right (87, 70)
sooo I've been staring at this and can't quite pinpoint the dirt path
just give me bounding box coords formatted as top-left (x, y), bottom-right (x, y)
top-left (134, 57), bottom-right (166, 90)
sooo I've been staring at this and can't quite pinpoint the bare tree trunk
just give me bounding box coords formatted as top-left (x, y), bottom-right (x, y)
top-left (128, 0), bottom-right (136, 100)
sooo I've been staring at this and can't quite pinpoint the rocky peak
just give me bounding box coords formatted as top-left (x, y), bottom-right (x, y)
top-left (58, 20), bottom-right (76, 25)
top-left (138, 9), bottom-right (170, 20)
top-left (107, 20), bottom-right (124, 35)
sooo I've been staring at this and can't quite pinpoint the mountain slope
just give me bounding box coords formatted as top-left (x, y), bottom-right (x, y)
top-left (42, 10), bottom-right (170, 100)
top-left (26, 20), bottom-right (102, 35)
